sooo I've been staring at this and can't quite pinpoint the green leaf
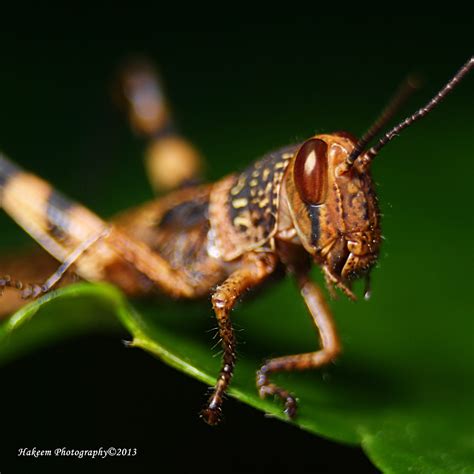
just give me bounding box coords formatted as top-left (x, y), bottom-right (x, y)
top-left (1, 265), bottom-right (472, 473)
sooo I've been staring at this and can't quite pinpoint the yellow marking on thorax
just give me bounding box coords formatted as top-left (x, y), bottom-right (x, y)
top-left (233, 216), bottom-right (251, 228)
top-left (231, 175), bottom-right (246, 195)
top-left (232, 198), bottom-right (248, 209)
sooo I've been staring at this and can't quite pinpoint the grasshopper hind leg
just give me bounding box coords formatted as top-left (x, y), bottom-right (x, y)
top-left (119, 58), bottom-right (204, 193)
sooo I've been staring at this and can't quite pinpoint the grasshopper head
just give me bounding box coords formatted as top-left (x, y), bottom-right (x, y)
top-left (285, 133), bottom-right (381, 298)
top-left (284, 57), bottom-right (474, 298)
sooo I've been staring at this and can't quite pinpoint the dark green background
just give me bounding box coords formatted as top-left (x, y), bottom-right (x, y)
top-left (0, 21), bottom-right (472, 473)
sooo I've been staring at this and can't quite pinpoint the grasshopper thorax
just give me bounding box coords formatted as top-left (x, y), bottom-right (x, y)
top-left (284, 133), bottom-right (381, 296)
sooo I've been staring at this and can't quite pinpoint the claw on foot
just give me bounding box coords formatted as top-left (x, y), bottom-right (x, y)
top-left (20, 284), bottom-right (44, 299)
top-left (200, 403), bottom-right (223, 426)
top-left (0, 276), bottom-right (44, 300)
top-left (256, 369), bottom-right (297, 420)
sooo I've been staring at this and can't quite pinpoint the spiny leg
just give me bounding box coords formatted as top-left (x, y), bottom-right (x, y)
top-left (257, 273), bottom-right (341, 419)
top-left (0, 228), bottom-right (109, 299)
top-left (119, 58), bottom-right (203, 193)
top-left (0, 250), bottom-right (67, 318)
top-left (201, 252), bottom-right (277, 425)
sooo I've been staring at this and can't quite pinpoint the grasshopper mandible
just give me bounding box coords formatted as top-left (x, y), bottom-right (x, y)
top-left (0, 57), bottom-right (472, 425)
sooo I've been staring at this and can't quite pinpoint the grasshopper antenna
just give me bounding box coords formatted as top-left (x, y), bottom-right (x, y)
top-left (362, 56), bottom-right (474, 164)
top-left (345, 74), bottom-right (421, 167)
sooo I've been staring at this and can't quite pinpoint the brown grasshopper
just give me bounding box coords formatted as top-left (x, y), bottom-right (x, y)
top-left (0, 57), bottom-right (472, 425)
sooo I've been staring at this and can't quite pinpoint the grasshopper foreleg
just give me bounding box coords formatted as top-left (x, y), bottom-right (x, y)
top-left (201, 252), bottom-right (277, 425)
top-left (256, 274), bottom-right (341, 419)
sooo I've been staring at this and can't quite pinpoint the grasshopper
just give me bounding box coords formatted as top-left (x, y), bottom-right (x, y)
top-left (0, 57), bottom-right (472, 425)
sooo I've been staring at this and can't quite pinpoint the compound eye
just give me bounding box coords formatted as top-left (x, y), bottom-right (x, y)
top-left (293, 138), bottom-right (328, 205)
